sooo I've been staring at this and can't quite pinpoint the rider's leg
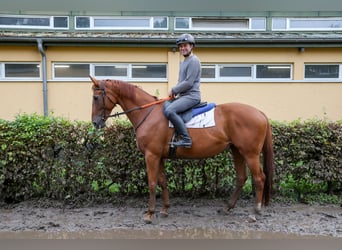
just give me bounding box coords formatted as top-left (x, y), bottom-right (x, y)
top-left (163, 97), bottom-right (199, 148)
top-left (166, 112), bottom-right (192, 148)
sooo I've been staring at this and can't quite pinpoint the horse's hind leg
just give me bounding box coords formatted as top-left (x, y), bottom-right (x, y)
top-left (225, 146), bottom-right (247, 212)
top-left (246, 156), bottom-right (265, 214)
top-left (158, 160), bottom-right (170, 217)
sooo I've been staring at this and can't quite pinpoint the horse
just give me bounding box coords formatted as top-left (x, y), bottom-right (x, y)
top-left (90, 76), bottom-right (274, 224)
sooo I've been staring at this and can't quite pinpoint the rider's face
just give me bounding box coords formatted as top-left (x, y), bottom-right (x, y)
top-left (178, 43), bottom-right (193, 57)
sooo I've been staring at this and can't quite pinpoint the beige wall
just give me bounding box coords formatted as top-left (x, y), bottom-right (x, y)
top-left (0, 45), bottom-right (341, 121)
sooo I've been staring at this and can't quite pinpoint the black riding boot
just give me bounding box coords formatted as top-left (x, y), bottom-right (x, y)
top-left (169, 113), bottom-right (192, 148)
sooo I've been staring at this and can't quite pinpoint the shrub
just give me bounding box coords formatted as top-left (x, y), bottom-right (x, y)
top-left (0, 115), bottom-right (341, 204)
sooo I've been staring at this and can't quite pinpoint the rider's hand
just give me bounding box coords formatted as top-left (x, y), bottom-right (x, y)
top-left (168, 90), bottom-right (175, 99)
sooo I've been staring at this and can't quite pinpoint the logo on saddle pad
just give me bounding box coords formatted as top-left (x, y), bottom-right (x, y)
top-left (169, 103), bottom-right (216, 128)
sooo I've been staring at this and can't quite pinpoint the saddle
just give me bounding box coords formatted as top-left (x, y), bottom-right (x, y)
top-left (191, 102), bottom-right (216, 118)
top-left (164, 101), bottom-right (216, 123)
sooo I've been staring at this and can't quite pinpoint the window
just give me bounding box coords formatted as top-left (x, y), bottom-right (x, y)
top-left (272, 17), bottom-right (342, 31)
top-left (94, 64), bottom-right (128, 78)
top-left (53, 64), bottom-right (90, 79)
top-left (0, 15), bottom-right (68, 29)
top-left (175, 17), bottom-right (265, 31)
top-left (201, 64), bottom-right (292, 81)
top-left (0, 63), bottom-right (40, 79)
top-left (53, 63), bottom-right (167, 81)
top-left (256, 65), bottom-right (291, 79)
top-left (201, 65), bottom-right (216, 79)
top-left (305, 64), bottom-right (340, 79)
top-left (75, 16), bottom-right (168, 30)
top-left (53, 17), bottom-right (68, 28)
top-left (132, 64), bottom-right (167, 79)
top-left (220, 65), bottom-right (252, 78)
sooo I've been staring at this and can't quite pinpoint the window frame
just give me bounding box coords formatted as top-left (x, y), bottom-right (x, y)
top-left (272, 17), bottom-right (342, 31)
top-left (74, 16), bottom-right (168, 30)
top-left (0, 15), bottom-right (69, 30)
top-left (304, 64), bottom-right (342, 80)
top-left (201, 64), bottom-right (293, 82)
top-left (52, 62), bottom-right (168, 82)
top-left (174, 17), bottom-right (266, 31)
top-left (0, 62), bottom-right (41, 80)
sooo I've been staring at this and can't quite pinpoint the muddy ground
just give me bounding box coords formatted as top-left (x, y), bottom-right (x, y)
top-left (0, 197), bottom-right (341, 239)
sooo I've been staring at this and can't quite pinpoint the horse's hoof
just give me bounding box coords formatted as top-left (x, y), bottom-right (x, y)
top-left (253, 202), bottom-right (262, 215)
top-left (143, 213), bottom-right (153, 224)
top-left (160, 211), bottom-right (169, 218)
top-left (254, 207), bottom-right (262, 215)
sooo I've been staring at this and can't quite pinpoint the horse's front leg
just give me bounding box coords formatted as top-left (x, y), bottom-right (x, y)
top-left (158, 159), bottom-right (170, 217)
top-left (143, 153), bottom-right (160, 224)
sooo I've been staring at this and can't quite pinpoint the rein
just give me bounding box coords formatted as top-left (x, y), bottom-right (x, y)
top-left (107, 96), bottom-right (172, 118)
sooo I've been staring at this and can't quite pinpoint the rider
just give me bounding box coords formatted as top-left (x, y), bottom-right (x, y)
top-left (163, 33), bottom-right (201, 148)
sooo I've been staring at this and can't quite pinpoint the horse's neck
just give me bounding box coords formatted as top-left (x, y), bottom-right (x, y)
top-left (116, 84), bottom-right (157, 127)
top-left (118, 86), bottom-right (155, 110)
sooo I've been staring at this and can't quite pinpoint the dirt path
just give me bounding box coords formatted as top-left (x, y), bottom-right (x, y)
top-left (0, 197), bottom-right (341, 239)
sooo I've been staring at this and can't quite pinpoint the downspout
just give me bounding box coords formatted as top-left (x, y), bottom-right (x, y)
top-left (37, 39), bottom-right (48, 116)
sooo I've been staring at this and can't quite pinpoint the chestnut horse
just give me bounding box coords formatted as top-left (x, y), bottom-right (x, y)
top-left (90, 76), bottom-right (274, 224)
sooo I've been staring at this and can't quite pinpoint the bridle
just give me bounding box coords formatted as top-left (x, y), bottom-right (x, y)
top-left (94, 80), bottom-right (171, 131)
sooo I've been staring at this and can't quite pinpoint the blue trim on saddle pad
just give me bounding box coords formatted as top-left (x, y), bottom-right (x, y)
top-left (192, 103), bottom-right (216, 117)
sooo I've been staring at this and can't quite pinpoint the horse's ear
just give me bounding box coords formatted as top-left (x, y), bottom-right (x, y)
top-left (89, 75), bottom-right (99, 88)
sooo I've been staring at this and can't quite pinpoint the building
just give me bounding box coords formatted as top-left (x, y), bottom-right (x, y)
top-left (1, 0), bottom-right (342, 121)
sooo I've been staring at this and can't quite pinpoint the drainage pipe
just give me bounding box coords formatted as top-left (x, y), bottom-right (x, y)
top-left (37, 38), bottom-right (48, 116)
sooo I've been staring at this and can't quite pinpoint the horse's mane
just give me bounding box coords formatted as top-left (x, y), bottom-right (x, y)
top-left (107, 79), bottom-right (158, 101)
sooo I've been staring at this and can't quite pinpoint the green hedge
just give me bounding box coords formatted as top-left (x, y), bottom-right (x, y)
top-left (0, 114), bottom-right (341, 204)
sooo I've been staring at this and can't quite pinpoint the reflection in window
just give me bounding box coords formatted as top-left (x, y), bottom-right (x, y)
top-left (53, 17), bottom-right (68, 28)
top-left (76, 17), bottom-right (90, 28)
top-left (54, 64), bottom-right (90, 78)
top-left (0, 16), bottom-right (49, 26)
top-left (95, 65), bottom-right (128, 77)
top-left (5, 63), bottom-right (40, 78)
top-left (305, 65), bottom-right (339, 78)
top-left (201, 65), bottom-right (215, 78)
top-left (153, 17), bottom-right (168, 28)
top-left (94, 18), bottom-right (149, 28)
top-left (175, 17), bottom-right (190, 29)
top-left (220, 66), bottom-right (251, 77)
top-left (132, 65), bottom-right (167, 78)
top-left (256, 65), bottom-right (291, 78)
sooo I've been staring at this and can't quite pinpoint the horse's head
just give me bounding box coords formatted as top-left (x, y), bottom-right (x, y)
top-left (90, 76), bottom-right (117, 129)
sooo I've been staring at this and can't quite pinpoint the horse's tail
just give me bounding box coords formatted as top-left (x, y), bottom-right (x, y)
top-left (262, 119), bottom-right (274, 206)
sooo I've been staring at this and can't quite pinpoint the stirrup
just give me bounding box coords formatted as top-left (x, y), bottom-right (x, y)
top-left (170, 138), bottom-right (192, 148)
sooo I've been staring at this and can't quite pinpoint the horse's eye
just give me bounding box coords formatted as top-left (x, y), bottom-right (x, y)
top-left (93, 95), bottom-right (98, 101)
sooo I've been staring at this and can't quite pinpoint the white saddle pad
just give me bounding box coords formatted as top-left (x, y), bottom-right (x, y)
top-left (169, 108), bottom-right (215, 128)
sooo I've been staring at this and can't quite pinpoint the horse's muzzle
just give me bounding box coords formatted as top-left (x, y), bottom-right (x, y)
top-left (92, 116), bottom-right (106, 129)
